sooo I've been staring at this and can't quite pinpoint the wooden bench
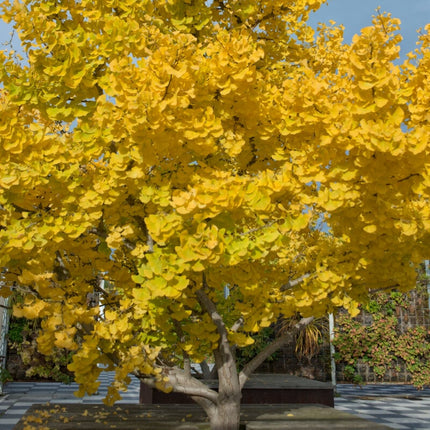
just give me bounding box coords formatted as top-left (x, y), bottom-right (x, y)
top-left (140, 374), bottom-right (335, 407)
top-left (14, 403), bottom-right (391, 429)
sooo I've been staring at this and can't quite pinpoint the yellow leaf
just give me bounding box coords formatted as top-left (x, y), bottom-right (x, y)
top-left (358, 80), bottom-right (375, 90)
top-left (363, 225), bottom-right (377, 233)
top-left (230, 332), bottom-right (255, 347)
top-left (0, 175), bottom-right (19, 188)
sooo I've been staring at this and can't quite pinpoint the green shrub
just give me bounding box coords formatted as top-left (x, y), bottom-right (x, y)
top-left (7, 316), bottom-right (74, 383)
top-left (334, 291), bottom-right (430, 388)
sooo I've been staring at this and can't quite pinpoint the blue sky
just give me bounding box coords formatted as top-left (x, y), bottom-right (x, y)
top-left (0, 0), bottom-right (429, 58)
top-left (309, 0), bottom-right (430, 57)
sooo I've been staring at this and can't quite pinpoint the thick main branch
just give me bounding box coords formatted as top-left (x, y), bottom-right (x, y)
top-left (239, 316), bottom-right (314, 389)
top-left (280, 273), bottom-right (310, 292)
top-left (196, 277), bottom-right (241, 402)
top-left (138, 367), bottom-right (219, 404)
top-left (195, 279), bottom-right (232, 366)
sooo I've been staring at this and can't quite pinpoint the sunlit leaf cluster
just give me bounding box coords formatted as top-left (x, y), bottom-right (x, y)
top-left (1, 0), bottom-right (430, 403)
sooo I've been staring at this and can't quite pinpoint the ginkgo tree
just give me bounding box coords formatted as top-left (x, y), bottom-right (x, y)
top-left (1, 0), bottom-right (430, 428)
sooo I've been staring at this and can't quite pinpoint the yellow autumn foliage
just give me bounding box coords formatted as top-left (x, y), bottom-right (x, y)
top-left (0, 0), bottom-right (430, 406)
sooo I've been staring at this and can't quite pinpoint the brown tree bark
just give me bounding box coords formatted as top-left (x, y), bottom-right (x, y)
top-left (138, 281), bottom-right (315, 430)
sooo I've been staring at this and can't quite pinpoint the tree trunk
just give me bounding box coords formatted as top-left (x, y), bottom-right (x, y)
top-left (139, 314), bottom-right (315, 430)
top-left (195, 286), bottom-right (242, 430)
top-left (208, 357), bottom-right (241, 430)
top-left (208, 401), bottom-right (241, 430)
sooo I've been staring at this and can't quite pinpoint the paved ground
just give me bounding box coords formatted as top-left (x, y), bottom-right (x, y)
top-left (0, 373), bottom-right (140, 429)
top-left (335, 384), bottom-right (430, 429)
top-left (0, 374), bottom-right (429, 429)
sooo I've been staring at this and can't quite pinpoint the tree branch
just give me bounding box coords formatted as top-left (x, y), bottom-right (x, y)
top-left (250, 5), bottom-right (292, 29)
top-left (280, 273), bottom-right (310, 292)
top-left (199, 360), bottom-right (217, 379)
top-left (173, 319), bottom-right (191, 377)
top-left (196, 275), bottom-right (240, 400)
top-left (214, 0), bottom-right (243, 25)
top-left (231, 316), bottom-right (244, 332)
top-left (397, 173), bottom-right (420, 183)
top-left (239, 316), bottom-right (314, 389)
top-left (240, 221), bottom-right (275, 237)
top-left (133, 216), bottom-right (154, 253)
top-left (53, 251), bottom-right (71, 281)
top-left (195, 280), bottom-right (232, 366)
top-left (138, 367), bottom-right (219, 404)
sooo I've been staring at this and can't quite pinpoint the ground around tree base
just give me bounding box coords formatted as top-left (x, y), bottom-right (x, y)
top-left (14, 403), bottom-right (391, 429)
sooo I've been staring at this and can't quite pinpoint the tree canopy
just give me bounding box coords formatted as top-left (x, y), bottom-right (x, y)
top-left (1, 0), bottom-right (430, 428)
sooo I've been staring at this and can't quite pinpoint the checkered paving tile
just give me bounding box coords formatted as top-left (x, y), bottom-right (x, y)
top-left (337, 383), bottom-right (430, 397)
top-left (335, 384), bottom-right (430, 429)
top-left (0, 372), bottom-right (140, 429)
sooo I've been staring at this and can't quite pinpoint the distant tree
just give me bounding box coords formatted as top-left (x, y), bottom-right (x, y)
top-left (1, 1), bottom-right (430, 428)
